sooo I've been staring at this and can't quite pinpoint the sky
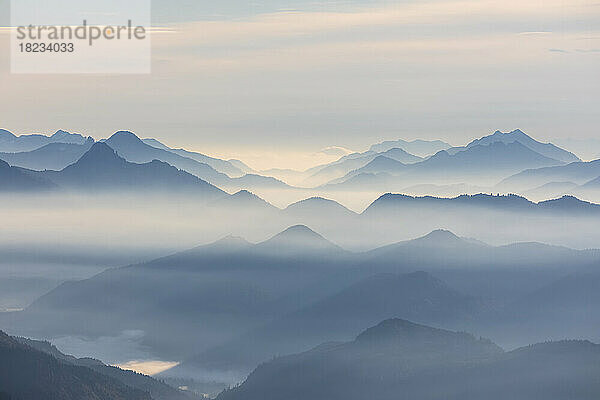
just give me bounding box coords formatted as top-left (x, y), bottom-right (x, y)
top-left (0, 0), bottom-right (599, 169)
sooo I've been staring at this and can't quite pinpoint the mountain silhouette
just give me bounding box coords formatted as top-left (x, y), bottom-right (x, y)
top-left (324, 141), bottom-right (565, 190)
top-left (537, 195), bottom-right (600, 213)
top-left (498, 159), bottom-right (600, 191)
top-left (256, 225), bottom-right (344, 255)
top-left (283, 197), bottom-right (357, 219)
top-left (369, 138), bottom-right (451, 157)
top-left (171, 271), bottom-right (484, 376)
top-left (12, 226), bottom-right (351, 360)
top-left (350, 155), bottom-right (406, 175)
top-left (0, 129), bottom-right (89, 153)
top-left (211, 190), bottom-right (279, 214)
top-left (0, 138), bottom-right (95, 171)
top-left (105, 131), bottom-right (284, 190)
top-left (0, 158), bottom-right (57, 191)
top-left (105, 131), bottom-right (230, 183)
top-left (419, 141), bottom-right (563, 173)
top-left (38, 142), bottom-right (226, 197)
top-left (363, 193), bottom-right (536, 216)
top-left (15, 336), bottom-right (193, 400)
top-left (522, 181), bottom-right (578, 200)
top-left (217, 319), bottom-right (504, 400)
top-left (464, 129), bottom-right (580, 163)
top-left (0, 330), bottom-right (151, 400)
top-left (142, 137), bottom-right (245, 177)
top-left (302, 147), bottom-right (421, 187)
top-left (379, 147), bottom-right (425, 163)
top-left (217, 320), bottom-right (600, 400)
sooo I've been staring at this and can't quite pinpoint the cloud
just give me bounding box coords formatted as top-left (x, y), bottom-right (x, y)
top-left (316, 146), bottom-right (356, 157)
top-left (1, 0), bottom-right (599, 167)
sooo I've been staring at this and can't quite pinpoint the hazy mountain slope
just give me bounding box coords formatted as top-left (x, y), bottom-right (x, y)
top-left (211, 190), bottom-right (279, 213)
top-left (217, 319), bottom-right (503, 400)
top-left (0, 129), bottom-right (89, 153)
top-left (40, 142), bottom-right (226, 198)
top-left (218, 320), bottom-right (600, 400)
top-left (351, 155), bottom-right (406, 175)
top-left (0, 330), bottom-right (151, 400)
top-left (0, 138), bottom-right (95, 171)
top-left (167, 148), bottom-right (244, 177)
top-left (283, 197), bottom-right (357, 220)
top-left (378, 147), bottom-right (424, 163)
top-left (16, 337), bottom-right (195, 400)
top-left (326, 141), bottom-right (565, 189)
top-left (301, 147), bottom-right (422, 187)
top-left (170, 272), bottom-right (485, 376)
top-left (537, 195), bottom-right (600, 213)
top-left (497, 270), bottom-right (600, 342)
top-left (580, 176), bottom-right (600, 188)
top-left (106, 131), bottom-right (284, 190)
top-left (413, 141), bottom-right (563, 176)
top-left (10, 226), bottom-right (352, 359)
top-left (522, 181), bottom-right (578, 201)
top-left (141, 137), bottom-right (245, 177)
top-left (228, 173), bottom-right (290, 189)
top-left (105, 131), bottom-right (230, 183)
top-left (301, 154), bottom-right (378, 187)
top-left (227, 159), bottom-right (255, 174)
top-left (464, 129), bottom-right (580, 163)
top-left (363, 193), bottom-right (600, 217)
top-left (498, 159), bottom-right (600, 191)
top-left (369, 138), bottom-right (451, 157)
top-left (0, 158), bottom-right (57, 191)
top-left (166, 230), bottom-right (600, 380)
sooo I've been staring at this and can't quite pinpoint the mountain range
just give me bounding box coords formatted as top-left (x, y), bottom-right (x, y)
top-left (0, 138), bottom-right (95, 171)
top-left (0, 158), bottom-right (57, 191)
top-left (326, 140), bottom-right (566, 190)
top-left (368, 138), bottom-right (452, 156)
top-left (6, 225), bottom-right (600, 387)
top-left (0, 329), bottom-right (152, 400)
top-left (460, 129), bottom-right (580, 163)
top-left (0, 129), bottom-right (89, 153)
top-left (2, 128), bottom-right (595, 199)
top-left (217, 319), bottom-right (600, 400)
top-left (23, 142), bottom-right (226, 198)
top-left (499, 159), bottom-right (600, 191)
top-left (166, 271), bottom-right (486, 378)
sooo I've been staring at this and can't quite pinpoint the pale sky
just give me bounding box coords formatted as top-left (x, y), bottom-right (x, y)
top-left (0, 0), bottom-right (599, 169)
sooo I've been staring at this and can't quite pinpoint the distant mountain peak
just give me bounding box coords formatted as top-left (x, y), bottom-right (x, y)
top-left (259, 225), bottom-right (343, 253)
top-left (107, 130), bottom-right (143, 143)
top-left (408, 229), bottom-right (466, 247)
top-left (538, 195), bottom-right (600, 211)
top-left (71, 142), bottom-right (125, 167)
top-left (421, 229), bottom-right (460, 240)
top-left (274, 224), bottom-right (322, 239)
top-left (232, 189), bottom-right (259, 198)
top-left (355, 318), bottom-right (447, 343)
top-left (466, 129), bottom-right (580, 163)
top-left (286, 196), bottom-right (344, 208)
top-left (207, 235), bottom-right (252, 250)
top-left (51, 129), bottom-right (73, 138)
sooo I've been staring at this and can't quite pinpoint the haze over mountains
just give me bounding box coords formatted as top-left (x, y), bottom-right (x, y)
top-left (2, 127), bottom-right (600, 399)
top-left (1, 128), bottom-right (599, 207)
top-left (0, 129), bottom-right (89, 153)
top-left (218, 319), bottom-right (600, 400)
top-left (0, 329), bottom-right (197, 400)
top-left (4, 224), bottom-right (600, 393)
